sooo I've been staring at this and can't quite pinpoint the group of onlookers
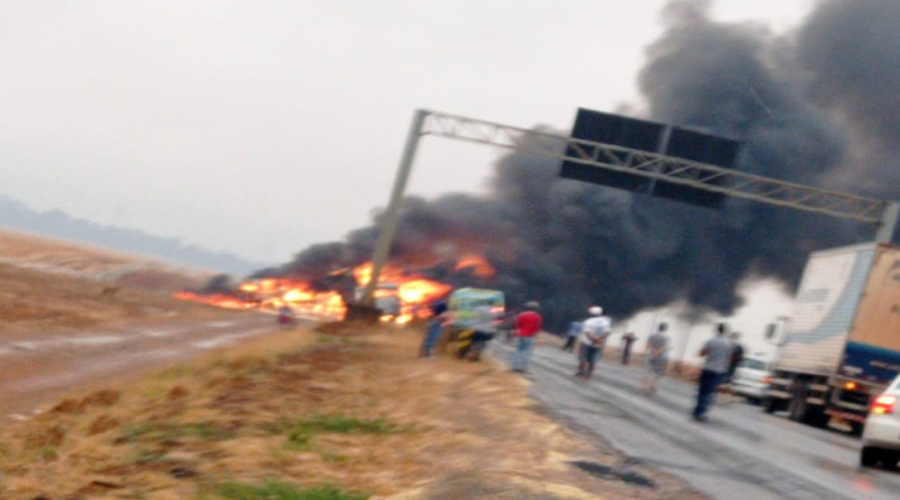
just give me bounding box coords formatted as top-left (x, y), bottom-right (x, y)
top-left (564, 313), bottom-right (745, 421)
top-left (420, 299), bottom-right (745, 423)
top-left (418, 298), bottom-right (545, 368)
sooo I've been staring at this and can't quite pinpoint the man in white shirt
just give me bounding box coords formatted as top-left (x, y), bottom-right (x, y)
top-left (576, 306), bottom-right (611, 380)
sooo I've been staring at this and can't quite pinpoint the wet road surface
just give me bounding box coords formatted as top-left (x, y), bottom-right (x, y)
top-left (492, 340), bottom-right (900, 500)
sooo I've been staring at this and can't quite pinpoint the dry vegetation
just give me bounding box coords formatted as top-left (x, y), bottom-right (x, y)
top-left (0, 229), bottom-right (704, 499)
top-left (0, 261), bottom-right (218, 332)
top-left (0, 323), bottom-right (706, 500)
top-left (0, 229), bottom-right (229, 336)
top-left (0, 229), bottom-right (209, 293)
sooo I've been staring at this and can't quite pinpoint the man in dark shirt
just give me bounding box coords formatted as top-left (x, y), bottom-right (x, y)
top-left (621, 332), bottom-right (638, 365)
top-left (419, 300), bottom-right (448, 357)
top-left (720, 332), bottom-right (745, 404)
top-left (693, 323), bottom-right (734, 422)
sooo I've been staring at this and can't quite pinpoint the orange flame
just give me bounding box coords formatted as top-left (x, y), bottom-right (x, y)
top-left (173, 291), bottom-right (258, 310)
top-left (455, 254), bottom-right (495, 277)
top-left (398, 279), bottom-right (452, 305)
top-left (354, 263), bottom-right (374, 287)
top-left (176, 254), bottom-right (493, 324)
top-left (176, 278), bottom-right (347, 319)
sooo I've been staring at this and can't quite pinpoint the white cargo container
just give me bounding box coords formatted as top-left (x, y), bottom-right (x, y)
top-left (766, 242), bottom-right (900, 433)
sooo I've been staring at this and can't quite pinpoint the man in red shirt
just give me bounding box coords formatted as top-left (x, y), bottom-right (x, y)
top-left (511, 301), bottom-right (543, 373)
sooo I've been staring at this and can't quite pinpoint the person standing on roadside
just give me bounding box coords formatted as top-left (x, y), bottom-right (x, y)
top-left (692, 323), bottom-right (734, 422)
top-left (563, 321), bottom-right (581, 352)
top-left (641, 323), bottom-right (671, 396)
top-left (621, 331), bottom-right (638, 365)
top-left (511, 301), bottom-right (543, 373)
top-left (277, 304), bottom-right (296, 330)
top-left (460, 304), bottom-right (500, 361)
top-left (500, 310), bottom-right (518, 344)
top-left (419, 299), bottom-right (448, 357)
top-left (576, 306), bottom-right (611, 380)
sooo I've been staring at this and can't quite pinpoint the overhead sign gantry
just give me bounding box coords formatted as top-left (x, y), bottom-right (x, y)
top-left (354, 108), bottom-right (899, 312)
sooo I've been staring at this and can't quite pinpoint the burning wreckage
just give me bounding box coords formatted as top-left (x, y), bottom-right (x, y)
top-left (175, 255), bottom-right (496, 324)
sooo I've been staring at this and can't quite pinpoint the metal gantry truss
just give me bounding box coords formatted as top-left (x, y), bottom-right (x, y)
top-left (422, 110), bottom-right (889, 224)
top-left (358, 108), bottom-right (898, 308)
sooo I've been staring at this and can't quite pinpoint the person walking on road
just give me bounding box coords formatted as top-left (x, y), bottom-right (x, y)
top-left (621, 331), bottom-right (638, 365)
top-left (641, 323), bottom-right (671, 396)
top-left (511, 301), bottom-right (543, 373)
top-left (719, 331), bottom-right (745, 404)
top-left (692, 323), bottom-right (734, 422)
top-left (563, 321), bottom-right (581, 352)
top-left (576, 306), bottom-right (611, 380)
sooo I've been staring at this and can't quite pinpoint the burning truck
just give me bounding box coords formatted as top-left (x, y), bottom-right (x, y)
top-left (175, 255), bottom-right (494, 324)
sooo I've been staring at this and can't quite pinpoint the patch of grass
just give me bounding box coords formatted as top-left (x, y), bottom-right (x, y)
top-left (36, 446), bottom-right (58, 462)
top-left (320, 451), bottom-right (348, 463)
top-left (117, 421), bottom-right (236, 444)
top-left (276, 350), bottom-right (313, 365)
top-left (270, 414), bottom-right (406, 453)
top-left (130, 449), bottom-right (171, 465)
top-left (315, 333), bottom-right (347, 344)
top-left (211, 480), bottom-right (368, 500)
top-left (153, 364), bottom-right (198, 381)
top-left (285, 429), bottom-right (314, 450)
top-left (269, 447), bottom-right (296, 466)
top-left (291, 414), bottom-right (401, 435)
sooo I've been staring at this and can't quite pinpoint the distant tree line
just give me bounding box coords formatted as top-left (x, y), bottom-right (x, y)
top-left (0, 195), bottom-right (264, 277)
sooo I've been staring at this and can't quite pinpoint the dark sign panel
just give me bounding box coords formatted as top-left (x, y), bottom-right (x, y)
top-left (651, 127), bottom-right (742, 208)
top-left (560, 108), bottom-right (741, 209)
top-left (666, 126), bottom-right (742, 167)
top-left (561, 110), bottom-right (664, 194)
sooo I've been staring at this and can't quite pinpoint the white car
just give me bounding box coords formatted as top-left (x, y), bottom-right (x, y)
top-left (730, 356), bottom-right (772, 404)
top-left (860, 373), bottom-right (900, 469)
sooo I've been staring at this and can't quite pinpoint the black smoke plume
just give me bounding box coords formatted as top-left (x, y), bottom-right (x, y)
top-left (266, 0), bottom-right (900, 330)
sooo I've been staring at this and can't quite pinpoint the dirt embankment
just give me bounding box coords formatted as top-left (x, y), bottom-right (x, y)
top-left (0, 228), bottom-right (230, 339)
top-left (0, 228), bottom-right (211, 298)
top-left (0, 321), bottom-right (706, 500)
top-left (0, 230), bottom-right (704, 499)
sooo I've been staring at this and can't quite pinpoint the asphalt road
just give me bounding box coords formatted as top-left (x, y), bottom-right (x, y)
top-left (491, 340), bottom-right (900, 500)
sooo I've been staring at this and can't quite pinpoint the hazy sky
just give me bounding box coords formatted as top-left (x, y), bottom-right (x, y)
top-left (0, 0), bottom-right (814, 263)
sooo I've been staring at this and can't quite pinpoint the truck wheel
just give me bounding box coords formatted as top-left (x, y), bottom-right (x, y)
top-left (861, 447), bottom-right (880, 468)
top-left (788, 398), bottom-right (807, 421)
top-left (763, 397), bottom-right (781, 414)
top-left (802, 407), bottom-right (830, 428)
top-left (788, 393), bottom-right (808, 422)
top-left (787, 381), bottom-right (811, 422)
top-left (886, 452), bottom-right (900, 470)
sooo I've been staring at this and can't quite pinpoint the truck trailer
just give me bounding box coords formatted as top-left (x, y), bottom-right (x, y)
top-left (765, 242), bottom-right (900, 433)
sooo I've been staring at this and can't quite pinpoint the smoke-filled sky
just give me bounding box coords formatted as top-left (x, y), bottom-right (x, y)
top-left (275, 0), bottom-right (900, 329)
top-left (0, 0), bottom-right (815, 264)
